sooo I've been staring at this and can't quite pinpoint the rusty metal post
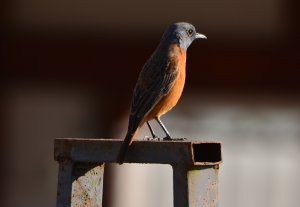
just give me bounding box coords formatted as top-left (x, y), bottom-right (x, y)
top-left (55, 161), bottom-right (105, 207)
top-left (172, 164), bottom-right (189, 207)
top-left (54, 138), bottom-right (222, 207)
top-left (172, 165), bottom-right (219, 207)
top-left (56, 160), bottom-right (74, 207)
top-left (71, 163), bottom-right (105, 207)
top-left (188, 166), bottom-right (219, 207)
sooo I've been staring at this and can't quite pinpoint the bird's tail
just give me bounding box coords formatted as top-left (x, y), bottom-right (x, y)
top-left (117, 127), bottom-right (140, 164)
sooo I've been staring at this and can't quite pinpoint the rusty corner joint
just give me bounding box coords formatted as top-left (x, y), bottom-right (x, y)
top-left (172, 142), bottom-right (221, 207)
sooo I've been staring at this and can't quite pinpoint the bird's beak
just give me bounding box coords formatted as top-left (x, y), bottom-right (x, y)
top-left (195, 33), bottom-right (207, 39)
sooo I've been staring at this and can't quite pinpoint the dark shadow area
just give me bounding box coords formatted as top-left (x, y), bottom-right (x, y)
top-left (193, 143), bottom-right (222, 163)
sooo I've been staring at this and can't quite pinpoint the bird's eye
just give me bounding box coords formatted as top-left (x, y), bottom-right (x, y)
top-left (188, 29), bottom-right (194, 35)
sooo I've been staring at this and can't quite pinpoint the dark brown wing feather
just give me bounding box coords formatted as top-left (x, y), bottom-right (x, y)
top-left (128, 53), bottom-right (179, 133)
top-left (118, 47), bottom-right (179, 164)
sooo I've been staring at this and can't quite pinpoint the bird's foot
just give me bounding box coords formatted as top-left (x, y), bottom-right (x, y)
top-left (144, 135), bottom-right (161, 141)
top-left (163, 136), bottom-right (187, 141)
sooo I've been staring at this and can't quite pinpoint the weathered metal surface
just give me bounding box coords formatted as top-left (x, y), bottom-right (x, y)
top-left (172, 165), bottom-right (219, 207)
top-left (188, 165), bottom-right (219, 207)
top-left (54, 138), bottom-right (222, 165)
top-left (55, 138), bottom-right (222, 207)
top-left (71, 163), bottom-right (104, 207)
top-left (56, 161), bottom-right (74, 207)
top-left (172, 164), bottom-right (189, 207)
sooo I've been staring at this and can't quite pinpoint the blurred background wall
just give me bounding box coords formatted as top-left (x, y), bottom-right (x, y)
top-left (2, 0), bottom-right (300, 207)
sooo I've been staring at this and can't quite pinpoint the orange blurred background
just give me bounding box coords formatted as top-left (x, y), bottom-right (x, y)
top-left (2, 0), bottom-right (300, 207)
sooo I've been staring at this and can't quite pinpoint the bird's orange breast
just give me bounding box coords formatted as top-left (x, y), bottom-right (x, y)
top-left (146, 44), bottom-right (187, 120)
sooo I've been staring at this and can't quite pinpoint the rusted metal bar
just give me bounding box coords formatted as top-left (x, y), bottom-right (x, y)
top-left (71, 163), bottom-right (105, 207)
top-left (188, 165), bottom-right (219, 207)
top-left (172, 164), bottom-right (189, 207)
top-left (54, 138), bottom-right (221, 165)
top-left (54, 138), bottom-right (222, 207)
top-left (56, 160), bottom-right (73, 207)
top-left (172, 164), bottom-right (219, 207)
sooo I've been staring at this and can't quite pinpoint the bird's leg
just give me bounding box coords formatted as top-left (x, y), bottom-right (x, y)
top-left (155, 117), bottom-right (187, 141)
top-left (155, 117), bottom-right (172, 140)
top-left (146, 121), bottom-right (158, 139)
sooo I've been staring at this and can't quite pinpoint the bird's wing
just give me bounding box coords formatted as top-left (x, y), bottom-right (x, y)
top-left (127, 55), bottom-right (179, 132)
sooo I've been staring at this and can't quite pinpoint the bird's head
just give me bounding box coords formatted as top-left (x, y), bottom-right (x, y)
top-left (161, 22), bottom-right (207, 50)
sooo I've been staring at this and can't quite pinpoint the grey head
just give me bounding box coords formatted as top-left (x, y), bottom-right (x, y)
top-left (161, 22), bottom-right (206, 50)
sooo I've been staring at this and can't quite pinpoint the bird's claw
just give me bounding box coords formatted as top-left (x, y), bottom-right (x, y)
top-left (163, 137), bottom-right (187, 141)
top-left (144, 136), bottom-right (187, 141)
top-left (144, 136), bottom-right (161, 141)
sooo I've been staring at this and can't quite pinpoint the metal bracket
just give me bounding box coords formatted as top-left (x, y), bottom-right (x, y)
top-left (54, 138), bottom-right (222, 207)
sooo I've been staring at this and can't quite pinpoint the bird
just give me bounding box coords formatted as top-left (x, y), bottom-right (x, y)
top-left (118, 22), bottom-right (206, 164)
